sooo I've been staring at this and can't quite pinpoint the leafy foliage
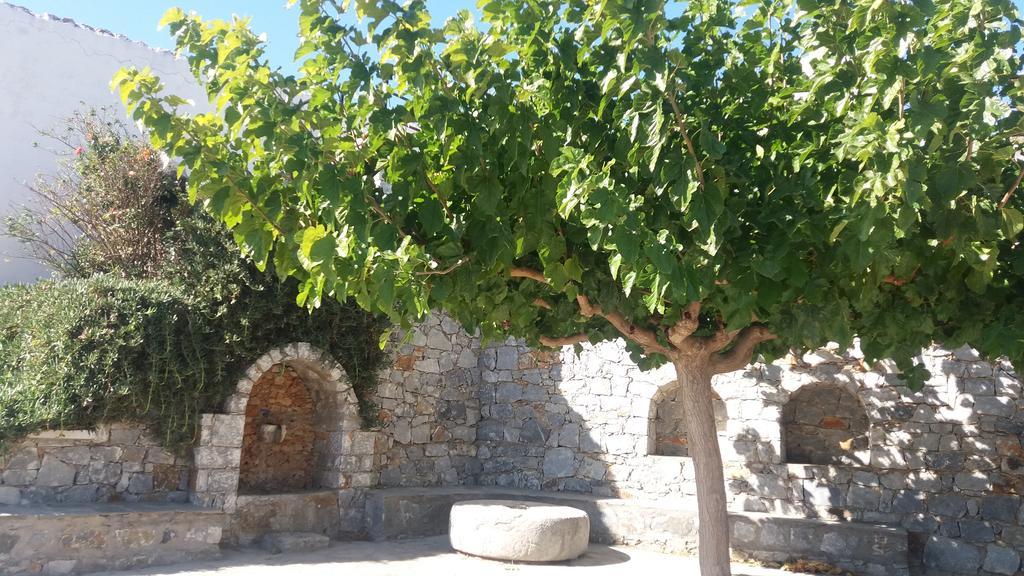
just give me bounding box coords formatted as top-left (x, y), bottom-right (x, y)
top-left (0, 113), bottom-right (388, 452)
top-left (5, 109), bottom-right (183, 278)
top-left (115, 0), bottom-right (1024, 382)
top-left (0, 274), bottom-right (386, 452)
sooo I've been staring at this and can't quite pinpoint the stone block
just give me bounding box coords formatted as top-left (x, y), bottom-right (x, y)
top-left (847, 485), bottom-right (881, 511)
top-left (3, 447), bottom-right (40, 470)
top-left (891, 491), bottom-right (925, 514)
top-left (2, 468), bottom-right (37, 486)
top-left (929, 493), bottom-right (967, 517)
top-left (954, 471), bottom-right (991, 492)
top-left (958, 519), bottom-right (995, 543)
top-left (36, 455), bottom-right (76, 487)
top-left (980, 494), bottom-right (1019, 522)
top-left (542, 447), bottom-right (576, 478)
top-left (974, 397), bottom-right (1013, 417)
top-left (60, 484), bottom-right (98, 503)
top-left (924, 535), bottom-right (982, 574)
top-left (86, 461), bottom-right (122, 485)
top-left (193, 446), bottom-right (240, 469)
top-left (54, 447), bottom-right (91, 465)
top-left (983, 544), bottom-right (1021, 576)
top-left (0, 486), bottom-right (21, 505)
top-left (519, 420), bottom-right (546, 445)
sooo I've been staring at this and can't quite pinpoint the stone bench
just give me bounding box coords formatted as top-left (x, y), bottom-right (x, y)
top-left (449, 500), bottom-right (589, 561)
top-left (364, 486), bottom-right (909, 576)
top-left (0, 501), bottom-right (223, 575)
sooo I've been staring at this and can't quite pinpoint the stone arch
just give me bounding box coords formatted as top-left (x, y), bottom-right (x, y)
top-left (782, 382), bottom-right (870, 465)
top-left (191, 343), bottom-right (363, 509)
top-left (648, 380), bottom-right (729, 457)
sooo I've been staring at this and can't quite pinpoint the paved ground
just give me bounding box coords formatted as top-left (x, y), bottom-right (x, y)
top-left (83, 536), bottom-right (806, 576)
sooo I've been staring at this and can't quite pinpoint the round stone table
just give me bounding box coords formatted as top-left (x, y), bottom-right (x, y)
top-left (448, 499), bottom-right (590, 562)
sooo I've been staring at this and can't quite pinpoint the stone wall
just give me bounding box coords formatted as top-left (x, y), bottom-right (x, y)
top-left (0, 423), bottom-right (188, 506)
top-left (0, 503), bottom-right (222, 575)
top-left (372, 313), bottom-right (482, 487)
top-left (469, 338), bottom-right (1024, 575)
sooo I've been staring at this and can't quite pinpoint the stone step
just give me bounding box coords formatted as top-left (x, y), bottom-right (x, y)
top-left (259, 531), bottom-right (331, 554)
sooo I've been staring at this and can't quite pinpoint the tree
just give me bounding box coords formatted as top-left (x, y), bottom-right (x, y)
top-left (114, 0), bottom-right (1024, 573)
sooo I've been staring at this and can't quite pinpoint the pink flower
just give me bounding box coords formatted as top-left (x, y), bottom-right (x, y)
top-left (74, 147), bottom-right (84, 156)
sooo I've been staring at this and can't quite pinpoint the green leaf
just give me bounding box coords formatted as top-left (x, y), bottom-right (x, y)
top-left (1002, 207), bottom-right (1024, 240)
top-left (158, 7), bottom-right (186, 30)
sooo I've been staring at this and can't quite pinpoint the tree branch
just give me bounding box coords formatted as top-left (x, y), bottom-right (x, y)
top-left (509, 266), bottom-right (672, 356)
top-left (667, 301), bottom-right (702, 348)
top-left (576, 295), bottom-right (672, 356)
top-left (665, 86), bottom-right (706, 194)
top-left (415, 257), bottom-right (468, 276)
top-left (710, 325), bottom-right (775, 374)
top-left (999, 163), bottom-right (1023, 209)
top-left (510, 267), bottom-right (548, 284)
top-left (539, 334), bottom-right (589, 347)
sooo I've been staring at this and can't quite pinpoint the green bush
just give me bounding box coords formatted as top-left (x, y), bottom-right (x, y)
top-left (0, 111), bottom-right (388, 452)
top-left (0, 273), bottom-right (386, 453)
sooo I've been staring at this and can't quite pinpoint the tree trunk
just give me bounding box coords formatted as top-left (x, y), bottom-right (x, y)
top-left (674, 359), bottom-right (731, 576)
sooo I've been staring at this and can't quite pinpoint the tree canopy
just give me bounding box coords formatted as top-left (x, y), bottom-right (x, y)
top-left (115, 0), bottom-right (1024, 379)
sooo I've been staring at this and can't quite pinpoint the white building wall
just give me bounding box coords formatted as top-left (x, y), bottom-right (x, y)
top-left (0, 2), bottom-right (207, 284)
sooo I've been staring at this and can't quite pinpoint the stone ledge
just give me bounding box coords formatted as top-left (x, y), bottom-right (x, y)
top-left (0, 501), bottom-right (222, 518)
top-left (364, 487), bottom-right (909, 576)
top-left (0, 501), bottom-right (223, 575)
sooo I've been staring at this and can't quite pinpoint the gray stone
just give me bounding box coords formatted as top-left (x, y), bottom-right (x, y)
top-left (891, 491), bottom-right (925, 514)
top-left (558, 424), bottom-right (580, 448)
top-left (60, 484), bottom-right (98, 503)
top-left (0, 485), bottom-right (21, 505)
top-left (974, 396), bottom-right (1013, 417)
top-left (954, 471), bottom-right (990, 491)
top-left (519, 420), bottom-right (546, 445)
top-left (259, 531), bottom-right (330, 554)
top-left (495, 347), bottom-right (517, 371)
top-left (958, 519), bottom-right (995, 543)
top-left (87, 461), bottom-right (122, 485)
top-left (542, 447), bottom-right (576, 478)
top-left (980, 495), bottom-right (1019, 522)
top-left (1005, 526), bottom-right (1024, 547)
top-left (983, 544), bottom-right (1021, 576)
top-left (3, 447), bottom-right (40, 470)
top-left (2, 468), bottom-right (37, 486)
top-left (35, 455), bottom-right (76, 487)
top-left (925, 452), bottom-right (965, 472)
top-left (55, 447), bottom-right (91, 465)
top-left (449, 500), bottom-right (589, 562)
top-left (924, 535), bottom-right (982, 573)
top-left (847, 485), bottom-right (880, 510)
top-left (477, 420), bottom-right (503, 442)
top-left (128, 473), bottom-right (154, 494)
top-left (495, 382), bottom-right (523, 403)
top-left (929, 493), bottom-right (967, 517)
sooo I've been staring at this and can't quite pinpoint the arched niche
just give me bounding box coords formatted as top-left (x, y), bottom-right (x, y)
top-left (782, 382), bottom-right (869, 465)
top-left (192, 343), bottom-right (362, 509)
top-left (649, 380), bottom-right (728, 457)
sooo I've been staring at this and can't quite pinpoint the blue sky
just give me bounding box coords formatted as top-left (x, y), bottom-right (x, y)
top-left (12, 0), bottom-right (1024, 72)
top-left (11, 0), bottom-right (478, 71)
